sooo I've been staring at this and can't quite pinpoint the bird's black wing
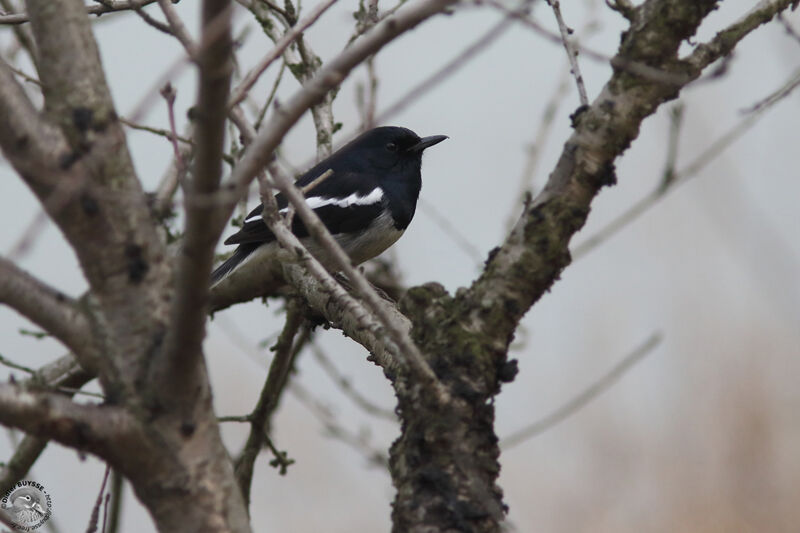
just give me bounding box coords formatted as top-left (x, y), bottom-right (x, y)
top-left (223, 170), bottom-right (384, 246)
top-left (223, 203), bottom-right (276, 245)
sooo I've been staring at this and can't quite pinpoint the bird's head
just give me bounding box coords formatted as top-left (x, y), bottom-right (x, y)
top-left (10, 490), bottom-right (44, 514)
top-left (341, 126), bottom-right (447, 172)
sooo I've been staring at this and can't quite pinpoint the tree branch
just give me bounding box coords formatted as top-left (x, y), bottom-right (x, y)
top-left (501, 333), bottom-right (661, 449)
top-left (0, 257), bottom-right (94, 361)
top-left (0, 57), bottom-right (68, 189)
top-left (23, 0), bottom-right (171, 397)
top-left (0, 0), bottom-right (159, 25)
top-left (161, 0), bottom-right (233, 404)
top-left (0, 383), bottom-right (137, 464)
top-left (0, 354), bottom-right (92, 495)
top-left (546, 0), bottom-right (589, 106)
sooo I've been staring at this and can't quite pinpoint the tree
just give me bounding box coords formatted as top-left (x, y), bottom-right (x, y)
top-left (0, 0), bottom-right (797, 531)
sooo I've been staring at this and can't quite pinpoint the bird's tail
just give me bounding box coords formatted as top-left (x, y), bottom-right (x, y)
top-left (210, 243), bottom-right (258, 286)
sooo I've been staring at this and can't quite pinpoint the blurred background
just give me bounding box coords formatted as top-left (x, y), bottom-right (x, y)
top-left (1, 0), bottom-right (798, 531)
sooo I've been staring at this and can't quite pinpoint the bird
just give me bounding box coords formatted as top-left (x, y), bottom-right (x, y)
top-left (211, 126), bottom-right (447, 286)
top-left (7, 488), bottom-right (47, 525)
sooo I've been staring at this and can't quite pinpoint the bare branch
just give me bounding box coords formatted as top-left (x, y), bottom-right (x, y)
top-left (488, 0), bottom-right (691, 86)
top-left (161, 0), bottom-right (233, 404)
top-left (572, 89), bottom-right (782, 260)
top-left (0, 258), bottom-right (94, 361)
top-left (0, 0), bottom-right (159, 25)
top-left (741, 65), bottom-right (800, 113)
top-left (501, 333), bottom-right (662, 449)
top-left (86, 464), bottom-right (111, 533)
top-left (0, 57), bottom-right (67, 188)
top-left (289, 381), bottom-right (389, 468)
top-left (0, 383), bottom-right (136, 463)
top-left (157, 0), bottom-right (198, 56)
top-left (375, 5), bottom-right (518, 125)
top-left (545, 0), bottom-right (589, 106)
top-left (0, 354), bottom-right (93, 495)
top-left (309, 343), bottom-right (397, 420)
top-left (685, 0), bottom-right (799, 71)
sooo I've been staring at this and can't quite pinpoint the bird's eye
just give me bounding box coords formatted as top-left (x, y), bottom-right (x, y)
top-left (385, 142), bottom-right (398, 152)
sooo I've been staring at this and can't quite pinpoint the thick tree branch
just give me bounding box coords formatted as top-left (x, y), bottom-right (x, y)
top-left (161, 0), bottom-right (233, 404)
top-left (23, 0), bottom-right (171, 397)
top-left (0, 57), bottom-right (68, 188)
top-left (0, 354), bottom-right (93, 494)
top-left (0, 383), bottom-right (138, 464)
top-left (0, 258), bottom-right (93, 361)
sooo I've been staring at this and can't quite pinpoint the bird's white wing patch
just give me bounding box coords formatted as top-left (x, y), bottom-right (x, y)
top-left (305, 188), bottom-right (384, 209)
top-left (244, 188), bottom-right (384, 223)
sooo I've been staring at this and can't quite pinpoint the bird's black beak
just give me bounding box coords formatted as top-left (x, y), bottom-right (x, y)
top-left (408, 134), bottom-right (448, 153)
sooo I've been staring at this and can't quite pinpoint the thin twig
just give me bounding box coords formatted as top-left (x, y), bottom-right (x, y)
top-left (157, 0), bottom-right (198, 57)
top-left (254, 60), bottom-right (286, 131)
top-left (546, 0), bottom-right (589, 105)
top-left (572, 93), bottom-right (776, 260)
top-left (218, 414), bottom-right (252, 423)
top-left (374, 2), bottom-right (523, 125)
top-left (119, 117), bottom-right (193, 146)
top-left (105, 470), bottom-right (123, 533)
top-left (299, 168), bottom-right (334, 195)
top-left (417, 198), bottom-right (484, 265)
top-left (159, 83), bottom-right (186, 174)
top-left (85, 464), bottom-right (111, 533)
top-left (289, 381), bottom-right (389, 468)
top-left (0, 353), bottom-right (35, 375)
top-left (501, 332), bottom-right (662, 449)
top-left (128, 1), bottom-right (173, 35)
top-left (100, 493), bottom-right (110, 533)
top-left (741, 65), bottom-right (800, 114)
top-left (309, 343), bottom-right (397, 420)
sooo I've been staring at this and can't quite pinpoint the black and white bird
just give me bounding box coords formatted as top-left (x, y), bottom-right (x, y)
top-left (211, 126), bottom-right (447, 286)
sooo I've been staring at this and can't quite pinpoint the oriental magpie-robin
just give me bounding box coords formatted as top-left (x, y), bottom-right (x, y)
top-left (211, 126), bottom-right (447, 286)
